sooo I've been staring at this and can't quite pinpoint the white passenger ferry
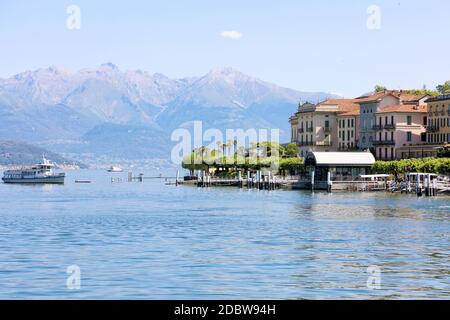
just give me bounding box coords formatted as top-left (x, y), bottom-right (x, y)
top-left (2, 157), bottom-right (65, 184)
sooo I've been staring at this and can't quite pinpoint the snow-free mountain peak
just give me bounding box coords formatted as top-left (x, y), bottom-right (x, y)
top-left (0, 64), bottom-right (338, 160)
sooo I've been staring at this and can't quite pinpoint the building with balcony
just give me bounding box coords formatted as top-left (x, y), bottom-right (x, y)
top-left (357, 90), bottom-right (429, 154)
top-left (425, 93), bottom-right (450, 145)
top-left (337, 109), bottom-right (360, 151)
top-left (289, 99), bottom-right (360, 157)
top-left (374, 104), bottom-right (429, 160)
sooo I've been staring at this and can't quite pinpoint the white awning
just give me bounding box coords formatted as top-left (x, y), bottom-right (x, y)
top-left (306, 151), bottom-right (376, 167)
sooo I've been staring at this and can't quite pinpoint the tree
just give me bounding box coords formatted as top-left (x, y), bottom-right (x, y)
top-left (436, 81), bottom-right (450, 94)
top-left (285, 143), bottom-right (298, 158)
top-left (374, 85), bottom-right (387, 92)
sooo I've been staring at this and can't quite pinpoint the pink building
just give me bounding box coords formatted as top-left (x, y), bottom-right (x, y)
top-left (373, 104), bottom-right (428, 160)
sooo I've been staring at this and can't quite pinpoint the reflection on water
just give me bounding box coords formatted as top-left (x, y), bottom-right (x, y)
top-left (0, 170), bottom-right (449, 299)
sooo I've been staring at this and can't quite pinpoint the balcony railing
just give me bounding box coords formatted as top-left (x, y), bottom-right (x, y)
top-left (427, 126), bottom-right (439, 133)
top-left (373, 140), bottom-right (396, 146)
top-left (315, 141), bottom-right (332, 147)
top-left (372, 125), bottom-right (383, 130)
top-left (306, 127), bottom-right (314, 133)
top-left (298, 141), bottom-right (313, 147)
top-left (324, 127), bottom-right (332, 133)
top-left (298, 128), bottom-right (304, 133)
top-left (384, 124), bottom-right (396, 130)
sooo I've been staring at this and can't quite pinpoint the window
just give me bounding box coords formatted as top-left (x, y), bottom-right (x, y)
top-left (423, 116), bottom-right (427, 126)
top-left (407, 131), bottom-right (412, 142)
top-left (325, 120), bottom-right (329, 128)
top-left (421, 132), bottom-right (427, 142)
top-left (407, 116), bottom-right (412, 125)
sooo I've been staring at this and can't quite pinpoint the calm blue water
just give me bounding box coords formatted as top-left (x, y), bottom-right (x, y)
top-left (0, 169), bottom-right (448, 299)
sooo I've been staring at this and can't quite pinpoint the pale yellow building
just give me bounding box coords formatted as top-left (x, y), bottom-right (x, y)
top-left (337, 109), bottom-right (360, 151)
top-left (289, 99), bottom-right (360, 158)
top-left (426, 93), bottom-right (450, 145)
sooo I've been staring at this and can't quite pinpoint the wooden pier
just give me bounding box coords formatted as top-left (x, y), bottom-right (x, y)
top-left (195, 170), bottom-right (284, 190)
top-left (127, 172), bottom-right (179, 184)
top-left (126, 170), bottom-right (450, 196)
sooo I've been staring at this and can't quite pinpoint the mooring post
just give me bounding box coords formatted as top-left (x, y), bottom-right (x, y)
top-left (311, 169), bottom-right (315, 192)
top-left (128, 172), bottom-right (132, 182)
top-left (327, 171), bottom-right (332, 193)
top-left (176, 170), bottom-right (179, 186)
top-left (417, 174), bottom-right (422, 197)
top-left (238, 170), bottom-right (242, 188)
top-left (256, 170), bottom-right (260, 189)
top-left (432, 177), bottom-right (437, 196)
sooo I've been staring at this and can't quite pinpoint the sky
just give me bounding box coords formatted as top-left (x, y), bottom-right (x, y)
top-left (0, 0), bottom-right (449, 97)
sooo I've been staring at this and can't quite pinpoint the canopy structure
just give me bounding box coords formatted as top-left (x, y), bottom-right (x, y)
top-left (305, 152), bottom-right (376, 167)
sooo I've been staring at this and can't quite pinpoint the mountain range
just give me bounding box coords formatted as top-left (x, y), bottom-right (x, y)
top-left (0, 64), bottom-right (336, 161)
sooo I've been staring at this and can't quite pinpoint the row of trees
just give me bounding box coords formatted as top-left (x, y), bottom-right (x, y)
top-left (372, 158), bottom-right (450, 177)
top-left (374, 81), bottom-right (450, 96)
top-left (182, 142), bottom-right (303, 174)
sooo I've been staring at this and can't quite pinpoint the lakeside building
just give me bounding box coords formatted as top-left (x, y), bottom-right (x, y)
top-left (289, 99), bottom-right (360, 157)
top-left (373, 104), bottom-right (429, 160)
top-left (357, 90), bottom-right (429, 154)
top-left (289, 90), bottom-right (437, 160)
top-left (337, 108), bottom-right (360, 151)
top-left (426, 93), bottom-right (450, 145)
top-left (295, 151), bottom-right (376, 190)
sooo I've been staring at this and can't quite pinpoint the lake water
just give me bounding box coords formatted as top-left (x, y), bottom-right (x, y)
top-left (0, 170), bottom-right (449, 299)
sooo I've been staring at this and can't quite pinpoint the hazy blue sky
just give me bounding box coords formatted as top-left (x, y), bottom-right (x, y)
top-left (1, 0), bottom-right (449, 97)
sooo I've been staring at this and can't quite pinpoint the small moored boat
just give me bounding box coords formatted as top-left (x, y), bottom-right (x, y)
top-left (107, 166), bottom-right (123, 172)
top-left (2, 157), bottom-right (65, 184)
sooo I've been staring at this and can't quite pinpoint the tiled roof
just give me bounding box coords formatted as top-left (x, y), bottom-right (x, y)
top-left (425, 93), bottom-right (450, 103)
top-left (376, 104), bottom-right (427, 114)
top-left (355, 90), bottom-right (427, 104)
top-left (338, 109), bottom-right (360, 116)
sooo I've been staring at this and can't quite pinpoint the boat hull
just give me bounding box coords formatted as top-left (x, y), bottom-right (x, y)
top-left (2, 176), bottom-right (65, 184)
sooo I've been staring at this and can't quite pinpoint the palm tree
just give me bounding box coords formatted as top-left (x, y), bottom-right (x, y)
top-left (222, 143), bottom-right (227, 157)
top-left (216, 141), bottom-right (223, 156)
top-left (226, 140), bottom-right (233, 156)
